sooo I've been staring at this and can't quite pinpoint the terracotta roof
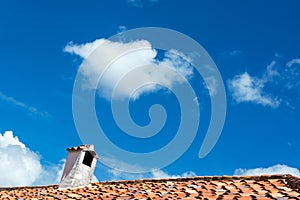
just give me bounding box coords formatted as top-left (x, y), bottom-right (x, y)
top-left (1, 175), bottom-right (300, 199)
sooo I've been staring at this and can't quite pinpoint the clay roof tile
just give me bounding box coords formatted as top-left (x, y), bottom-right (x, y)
top-left (0, 175), bottom-right (299, 199)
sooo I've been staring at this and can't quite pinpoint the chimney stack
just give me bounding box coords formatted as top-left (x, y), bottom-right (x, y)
top-left (59, 144), bottom-right (99, 189)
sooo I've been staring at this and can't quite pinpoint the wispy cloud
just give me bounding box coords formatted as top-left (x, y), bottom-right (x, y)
top-left (108, 168), bottom-right (196, 180)
top-left (228, 57), bottom-right (300, 108)
top-left (284, 59), bottom-right (300, 90)
top-left (204, 76), bottom-right (218, 96)
top-left (228, 72), bottom-right (280, 108)
top-left (287, 137), bottom-right (300, 147)
top-left (221, 50), bottom-right (242, 57)
top-left (286, 58), bottom-right (300, 67)
top-left (99, 156), bottom-right (196, 181)
top-left (150, 169), bottom-right (196, 179)
top-left (0, 92), bottom-right (51, 118)
top-left (64, 38), bottom-right (193, 101)
top-left (234, 164), bottom-right (300, 177)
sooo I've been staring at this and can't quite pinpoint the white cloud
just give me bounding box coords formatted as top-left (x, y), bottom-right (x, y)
top-left (64, 39), bottom-right (193, 100)
top-left (0, 131), bottom-right (95, 187)
top-left (0, 131), bottom-right (42, 187)
top-left (0, 92), bottom-right (51, 118)
top-left (234, 164), bottom-right (300, 177)
top-left (228, 57), bottom-right (300, 108)
top-left (228, 72), bottom-right (280, 108)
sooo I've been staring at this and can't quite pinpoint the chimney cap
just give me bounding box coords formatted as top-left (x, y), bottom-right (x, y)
top-left (66, 144), bottom-right (99, 159)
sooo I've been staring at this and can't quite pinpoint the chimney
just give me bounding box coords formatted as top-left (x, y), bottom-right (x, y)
top-left (59, 144), bottom-right (99, 189)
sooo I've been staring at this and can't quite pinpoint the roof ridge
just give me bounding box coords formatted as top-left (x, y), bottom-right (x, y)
top-left (0, 184), bottom-right (58, 191)
top-left (1, 174), bottom-right (298, 191)
top-left (92, 174), bottom-right (293, 185)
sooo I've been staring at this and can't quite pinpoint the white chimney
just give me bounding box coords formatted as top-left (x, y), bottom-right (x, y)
top-left (59, 144), bottom-right (99, 189)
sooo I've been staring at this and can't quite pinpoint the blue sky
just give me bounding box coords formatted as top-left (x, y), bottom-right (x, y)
top-left (0, 0), bottom-right (300, 186)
